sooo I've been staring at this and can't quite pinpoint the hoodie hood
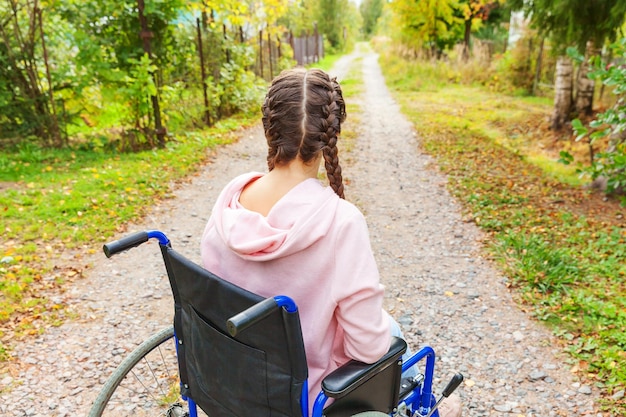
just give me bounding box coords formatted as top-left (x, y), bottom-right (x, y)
top-left (211, 172), bottom-right (340, 261)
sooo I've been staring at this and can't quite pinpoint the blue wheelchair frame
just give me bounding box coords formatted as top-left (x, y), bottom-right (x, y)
top-left (104, 230), bottom-right (445, 417)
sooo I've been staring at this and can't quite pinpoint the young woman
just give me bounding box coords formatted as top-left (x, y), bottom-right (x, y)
top-left (200, 68), bottom-right (460, 417)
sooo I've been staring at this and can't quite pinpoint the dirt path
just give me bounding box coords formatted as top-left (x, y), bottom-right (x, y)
top-left (0, 50), bottom-right (602, 417)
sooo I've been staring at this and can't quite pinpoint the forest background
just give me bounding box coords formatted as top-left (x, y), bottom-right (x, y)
top-left (1, 0), bottom-right (625, 414)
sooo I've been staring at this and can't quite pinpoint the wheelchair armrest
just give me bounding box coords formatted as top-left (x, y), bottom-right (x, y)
top-left (321, 337), bottom-right (407, 399)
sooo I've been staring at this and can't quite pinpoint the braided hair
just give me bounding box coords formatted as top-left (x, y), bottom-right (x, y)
top-left (262, 68), bottom-right (347, 198)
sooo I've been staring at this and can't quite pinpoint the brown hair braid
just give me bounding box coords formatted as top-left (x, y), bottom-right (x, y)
top-left (262, 68), bottom-right (347, 198)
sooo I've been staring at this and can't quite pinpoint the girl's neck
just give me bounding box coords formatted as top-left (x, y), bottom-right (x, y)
top-left (239, 156), bottom-right (321, 216)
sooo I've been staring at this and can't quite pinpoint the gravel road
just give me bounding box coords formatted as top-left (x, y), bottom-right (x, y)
top-left (0, 49), bottom-right (604, 417)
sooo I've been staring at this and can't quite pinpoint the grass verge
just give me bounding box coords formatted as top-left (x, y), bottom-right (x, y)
top-left (377, 48), bottom-right (626, 414)
top-left (0, 113), bottom-right (258, 361)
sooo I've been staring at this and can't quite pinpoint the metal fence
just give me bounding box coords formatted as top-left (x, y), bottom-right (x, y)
top-left (290, 33), bottom-right (324, 66)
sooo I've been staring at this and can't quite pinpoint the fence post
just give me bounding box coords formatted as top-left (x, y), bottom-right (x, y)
top-left (259, 30), bottom-right (264, 79)
top-left (268, 30), bottom-right (273, 79)
top-left (314, 23), bottom-right (319, 63)
top-left (305, 30), bottom-right (309, 65)
top-left (223, 24), bottom-right (231, 63)
top-left (196, 18), bottom-right (211, 126)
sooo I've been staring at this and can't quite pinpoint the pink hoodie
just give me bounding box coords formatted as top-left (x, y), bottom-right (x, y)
top-left (201, 172), bottom-right (391, 409)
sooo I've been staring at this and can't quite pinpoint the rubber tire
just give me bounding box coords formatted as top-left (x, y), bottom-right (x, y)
top-left (88, 326), bottom-right (176, 417)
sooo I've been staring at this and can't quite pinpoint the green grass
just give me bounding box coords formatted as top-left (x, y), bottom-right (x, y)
top-left (0, 113), bottom-right (257, 351)
top-left (377, 48), bottom-right (626, 414)
top-left (307, 52), bottom-right (342, 73)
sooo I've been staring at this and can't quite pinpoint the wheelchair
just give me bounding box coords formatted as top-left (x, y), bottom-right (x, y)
top-left (89, 230), bottom-right (463, 417)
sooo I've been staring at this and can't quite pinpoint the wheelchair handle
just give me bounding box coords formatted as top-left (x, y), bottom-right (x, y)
top-left (103, 230), bottom-right (170, 258)
top-left (442, 373), bottom-right (463, 397)
top-left (227, 298), bottom-right (278, 337)
top-left (423, 373), bottom-right (464, 417)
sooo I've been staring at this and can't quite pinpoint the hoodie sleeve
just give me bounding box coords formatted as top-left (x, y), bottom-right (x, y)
top-left (331, 206), bottom-right (391, 363)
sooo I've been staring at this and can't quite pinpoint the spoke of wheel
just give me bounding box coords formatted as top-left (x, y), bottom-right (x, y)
top-left (129, 353), bottom-right (169, 404)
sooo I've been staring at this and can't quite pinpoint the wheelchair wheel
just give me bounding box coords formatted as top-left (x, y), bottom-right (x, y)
top-left (88, 326), bottom-right (200, 417)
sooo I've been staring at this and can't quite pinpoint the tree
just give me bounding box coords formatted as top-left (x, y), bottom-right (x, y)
top-left (457, 1), bottom-right (501, 61)
top-left (315, 0), bottom-right (344, 49)
top-left (509, 0), bottom-right (626, 129)
top-left (57, 0), bottom-right (186, 147)
top-left (390, 0), bottom-right (461, 57)
top-left (360, 0), bottom-right (383, 38)
top-left (0, 0), bottom-right (63, 146)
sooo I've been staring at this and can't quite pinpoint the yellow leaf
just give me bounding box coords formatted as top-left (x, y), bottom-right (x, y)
top-left (444, 291), bottom-right (454, 297)
top-left (464, 379), bottom-right (475, 387)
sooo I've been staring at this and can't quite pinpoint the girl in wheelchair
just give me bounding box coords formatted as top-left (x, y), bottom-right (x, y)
top-left (200, 68), bottom-right (461, 417)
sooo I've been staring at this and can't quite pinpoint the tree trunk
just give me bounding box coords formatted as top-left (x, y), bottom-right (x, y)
top-left (575, 40), bottom-right (598, 117)
top-left (532, 38), bottom-right (544, 96)
top-left (137, 0), bottom-right (166, 148)
top-left (462, 19), bottom-right (471, 61)
top-left (37, 7), bottom-right (62, 147)
top-left (551, 56), bottom-right (573, 130)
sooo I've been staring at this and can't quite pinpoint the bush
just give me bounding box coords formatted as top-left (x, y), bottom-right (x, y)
top-left (567, 38), bottom-right (626, 203)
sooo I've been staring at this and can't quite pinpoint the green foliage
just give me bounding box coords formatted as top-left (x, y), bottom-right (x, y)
top-left (360, 0), bottom-right (384, 37)
top-left (215, 45), bottom-right (266, 118)
top-left (0, 1), bottom-right (64, 145)
top-left (316, 0), bottom-right (345, 48)
top-left (508, 0), bottom-right (626, 55)
top-left (1, 0), bottom-right (293, 151)
top-left (314, 0), bottom-right (361, 53)
top-left (471, 1), bottom-right (510, 52)
top-left (567, 38), bottom-right (626, 202)
top-left (385, 0), bottom-right (509, 57)
top-left (390, 0), bottom-right (461, 54)
top-left (494, 34), bottom-right (555, 96)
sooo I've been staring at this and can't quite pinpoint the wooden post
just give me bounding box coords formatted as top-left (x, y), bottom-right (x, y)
top-left (223, 23), bottom-right (231, 63)
top-left (314, 23), bottom-right (319, 63)
top-left (532, 37), bottom-right (544, 96)
top-left (137, 0), bottom-right (166, 147)
top-left (305, 30), bottom-right (309, 65)
top-left (196, 18), bottom-right (211, 126)
top-left (268, 30), bottom-right (273, 79)
top-left (259, 30), bottom-right (264, 79)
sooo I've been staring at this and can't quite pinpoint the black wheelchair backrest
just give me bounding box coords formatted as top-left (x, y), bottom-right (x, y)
top-left (161, 245), bottom-right (308, 417)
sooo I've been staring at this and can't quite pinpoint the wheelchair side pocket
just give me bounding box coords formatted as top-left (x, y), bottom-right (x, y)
top-left (185, 307), bottom-right (271, 417)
